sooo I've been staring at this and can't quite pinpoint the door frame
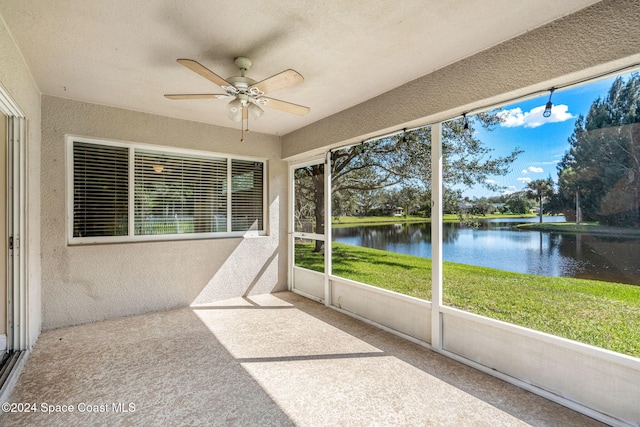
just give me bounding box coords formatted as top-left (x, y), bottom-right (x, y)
top-left (0, 84), bottom-right (28, 352)
top-left (288, 155), bottom-right (329, 302)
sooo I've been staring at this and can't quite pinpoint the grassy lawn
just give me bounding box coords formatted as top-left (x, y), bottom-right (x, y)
top-left (518, 221), bottom-right (640, 237)
top-left (331, 215), bottom-right (434, 227)
top-left (295, 242), bottom-right (640, 358)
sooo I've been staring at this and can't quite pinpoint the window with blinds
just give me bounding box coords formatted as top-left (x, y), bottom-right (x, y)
top-left (73, 142), bottom-right (129, 237)
top-left (135, 150), bottom-right (227, 235)
top-left (231, 160), bottom-right (264, 232)
top-left (69, 138), bottom-right (266, 243)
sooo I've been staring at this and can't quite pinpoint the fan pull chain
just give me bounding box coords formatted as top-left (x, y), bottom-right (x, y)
top-left (240, 107), bottom-right (252, 142)
top-left (240, 107), bottom-right (245, 142)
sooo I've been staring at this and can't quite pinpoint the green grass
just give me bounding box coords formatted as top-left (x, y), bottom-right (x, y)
top-left (295, 242), bottom-right (640, 358)
top-left (331, 215), bottom-right (434, 227)
top-left (518, 221), bottom-right (640, 237)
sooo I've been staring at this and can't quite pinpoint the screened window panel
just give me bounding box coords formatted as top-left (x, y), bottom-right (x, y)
top-left (73, 142), bottom-right (129, 237)
top-left (134, 150), bottom-right (227, 235)
top-left (231, 160), bottom-right (264, 231)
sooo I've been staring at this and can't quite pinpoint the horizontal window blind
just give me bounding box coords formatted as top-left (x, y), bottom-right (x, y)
top-left (231, 159), bottom-right (264, 231)
top-left (73, 142), bottom-right (129, 237)
top-left (69, 138), bottom-right (266, 242)
top-left (135, 150), bottom-right (227, 235)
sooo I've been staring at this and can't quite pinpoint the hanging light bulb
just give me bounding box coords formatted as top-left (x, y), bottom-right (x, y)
top-left (462, 113), bottom-right (469, 131)
top-left (401, 128), bottom-right (407, 143)
top-left (543, 88), bottom-right (555, 118)
top-left (227, 99), bottom-right (243, 122)
top-left (248, 103), bottom-right (264, 119)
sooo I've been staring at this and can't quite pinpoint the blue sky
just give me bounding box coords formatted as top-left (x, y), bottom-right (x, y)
top-left (460, 74), bottom-right (621, 199)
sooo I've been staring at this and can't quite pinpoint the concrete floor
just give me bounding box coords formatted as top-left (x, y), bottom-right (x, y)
top-left (2, 292), bottom-right (605, 426)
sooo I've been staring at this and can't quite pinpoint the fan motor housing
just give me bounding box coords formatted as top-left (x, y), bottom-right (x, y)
top-left (227, 76), bottom-right (256, 90)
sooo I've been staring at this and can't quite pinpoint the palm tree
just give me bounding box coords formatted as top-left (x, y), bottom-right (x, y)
top-left (526, 178), bottom-right (554, 223)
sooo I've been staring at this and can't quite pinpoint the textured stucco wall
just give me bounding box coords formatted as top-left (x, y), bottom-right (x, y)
top-left (41, 96), bottom-right (287, 329)
top-left (282, 0), bottom-right (640, 159)
top-left (0, 18), bottom-right (42, 347)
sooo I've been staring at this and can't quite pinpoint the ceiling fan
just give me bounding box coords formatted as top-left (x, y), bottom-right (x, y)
top-left (165, 57), bottom-right (310, 125)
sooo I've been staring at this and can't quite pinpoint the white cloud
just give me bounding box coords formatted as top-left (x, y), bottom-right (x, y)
top-left (497, 104), bottom-right (575, 128)
top-left (485, 179), bottom-right (496, 184)
top-left (501, 185), bottom-right (518, 195)
top-left (528, 166), bottom-right (544, 173)
top-left (521, 169), bottom-right (528, 174)
top-left (517, 177), bottom-right (532, 183)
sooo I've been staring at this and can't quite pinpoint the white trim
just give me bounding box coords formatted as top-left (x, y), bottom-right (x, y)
top-left (66, 135), bottom-right (268, 245)
top-left (289, 158), bottom-right (327, 295)
top-left (127, 146), bottom-right (135, 237)
top-left (293, 232), bottom-right (324, 241)
top-left (226, 158), bottom-right (232, 233)
top-left (7, 116), bottom-right (27, 351)
top-left (291, 288), bottom-right (324, 304)
top-left (65, 134), bottom-right (265, 163)
top-left (287, 164), bottom-right (293, 291)
top-left (288, 155), bottom-right (325, 169)
top-left (431, 122), bottom-right (443, 350)
top-left (262, 160), bottom-right (268, 236)
top-left (0, 83), bottom-right (29, 359)
top-left (0, 82), bottom-right (22, 117)
top-left (324, 151), bottom-right (332, 307)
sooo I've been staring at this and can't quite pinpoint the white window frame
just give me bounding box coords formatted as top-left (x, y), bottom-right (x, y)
top-left (66, 135), bottom-right (268, 244)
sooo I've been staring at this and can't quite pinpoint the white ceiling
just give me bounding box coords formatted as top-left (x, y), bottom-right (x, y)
top-left (0, 0), bottom-right (600, 136)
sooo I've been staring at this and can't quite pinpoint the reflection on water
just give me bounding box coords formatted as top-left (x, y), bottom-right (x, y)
top-left (332, 218), bottom-right (640, 286)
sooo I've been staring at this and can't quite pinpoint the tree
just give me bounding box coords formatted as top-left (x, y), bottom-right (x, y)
top-left (557, 167), bottom-right (583, 223)
top-left (556, 73), bottom-right (640, 227)
top-left (505, 191), bottom-right (533, 214)
top-left (471, 198), bottom-right (494, 216)
top-left (385, 185), bottom-right (423, 217)
top-left (299, 113), bottom-right (522, 251)
top-left (526, 178), bottom-right (554, 223)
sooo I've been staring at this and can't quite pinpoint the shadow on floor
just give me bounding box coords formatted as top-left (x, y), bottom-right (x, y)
top-left (2, 291), bottom-right (604, 426)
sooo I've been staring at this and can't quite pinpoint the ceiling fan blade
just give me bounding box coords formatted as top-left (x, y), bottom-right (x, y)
top-left (250, 69), bottom-right (304, 94)
top-left (164, 94), bottom-right (230, 100)
top-left (176, 59), bottom-right (233, 88)
top-left (260, 97), bottom-right (310, 116)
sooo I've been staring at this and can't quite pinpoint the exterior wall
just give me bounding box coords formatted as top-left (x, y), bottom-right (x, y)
top-left (282, 0), bottom-right (640, 159)
top-left (0, 18), bottom-right (42, 348)
top-left (41, 96), bottom-right (287, 329)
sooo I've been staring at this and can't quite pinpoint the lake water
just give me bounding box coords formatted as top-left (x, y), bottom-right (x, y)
top-left (332, 217), bottom-right (640, 286)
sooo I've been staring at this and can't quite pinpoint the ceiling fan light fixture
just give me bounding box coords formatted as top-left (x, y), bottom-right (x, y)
top-left (248, 103), bottom-right (264, 119)
top-left (227, 99), bottom-right (243, 122)
top-left (167, 56), bottom-right (310, 132)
